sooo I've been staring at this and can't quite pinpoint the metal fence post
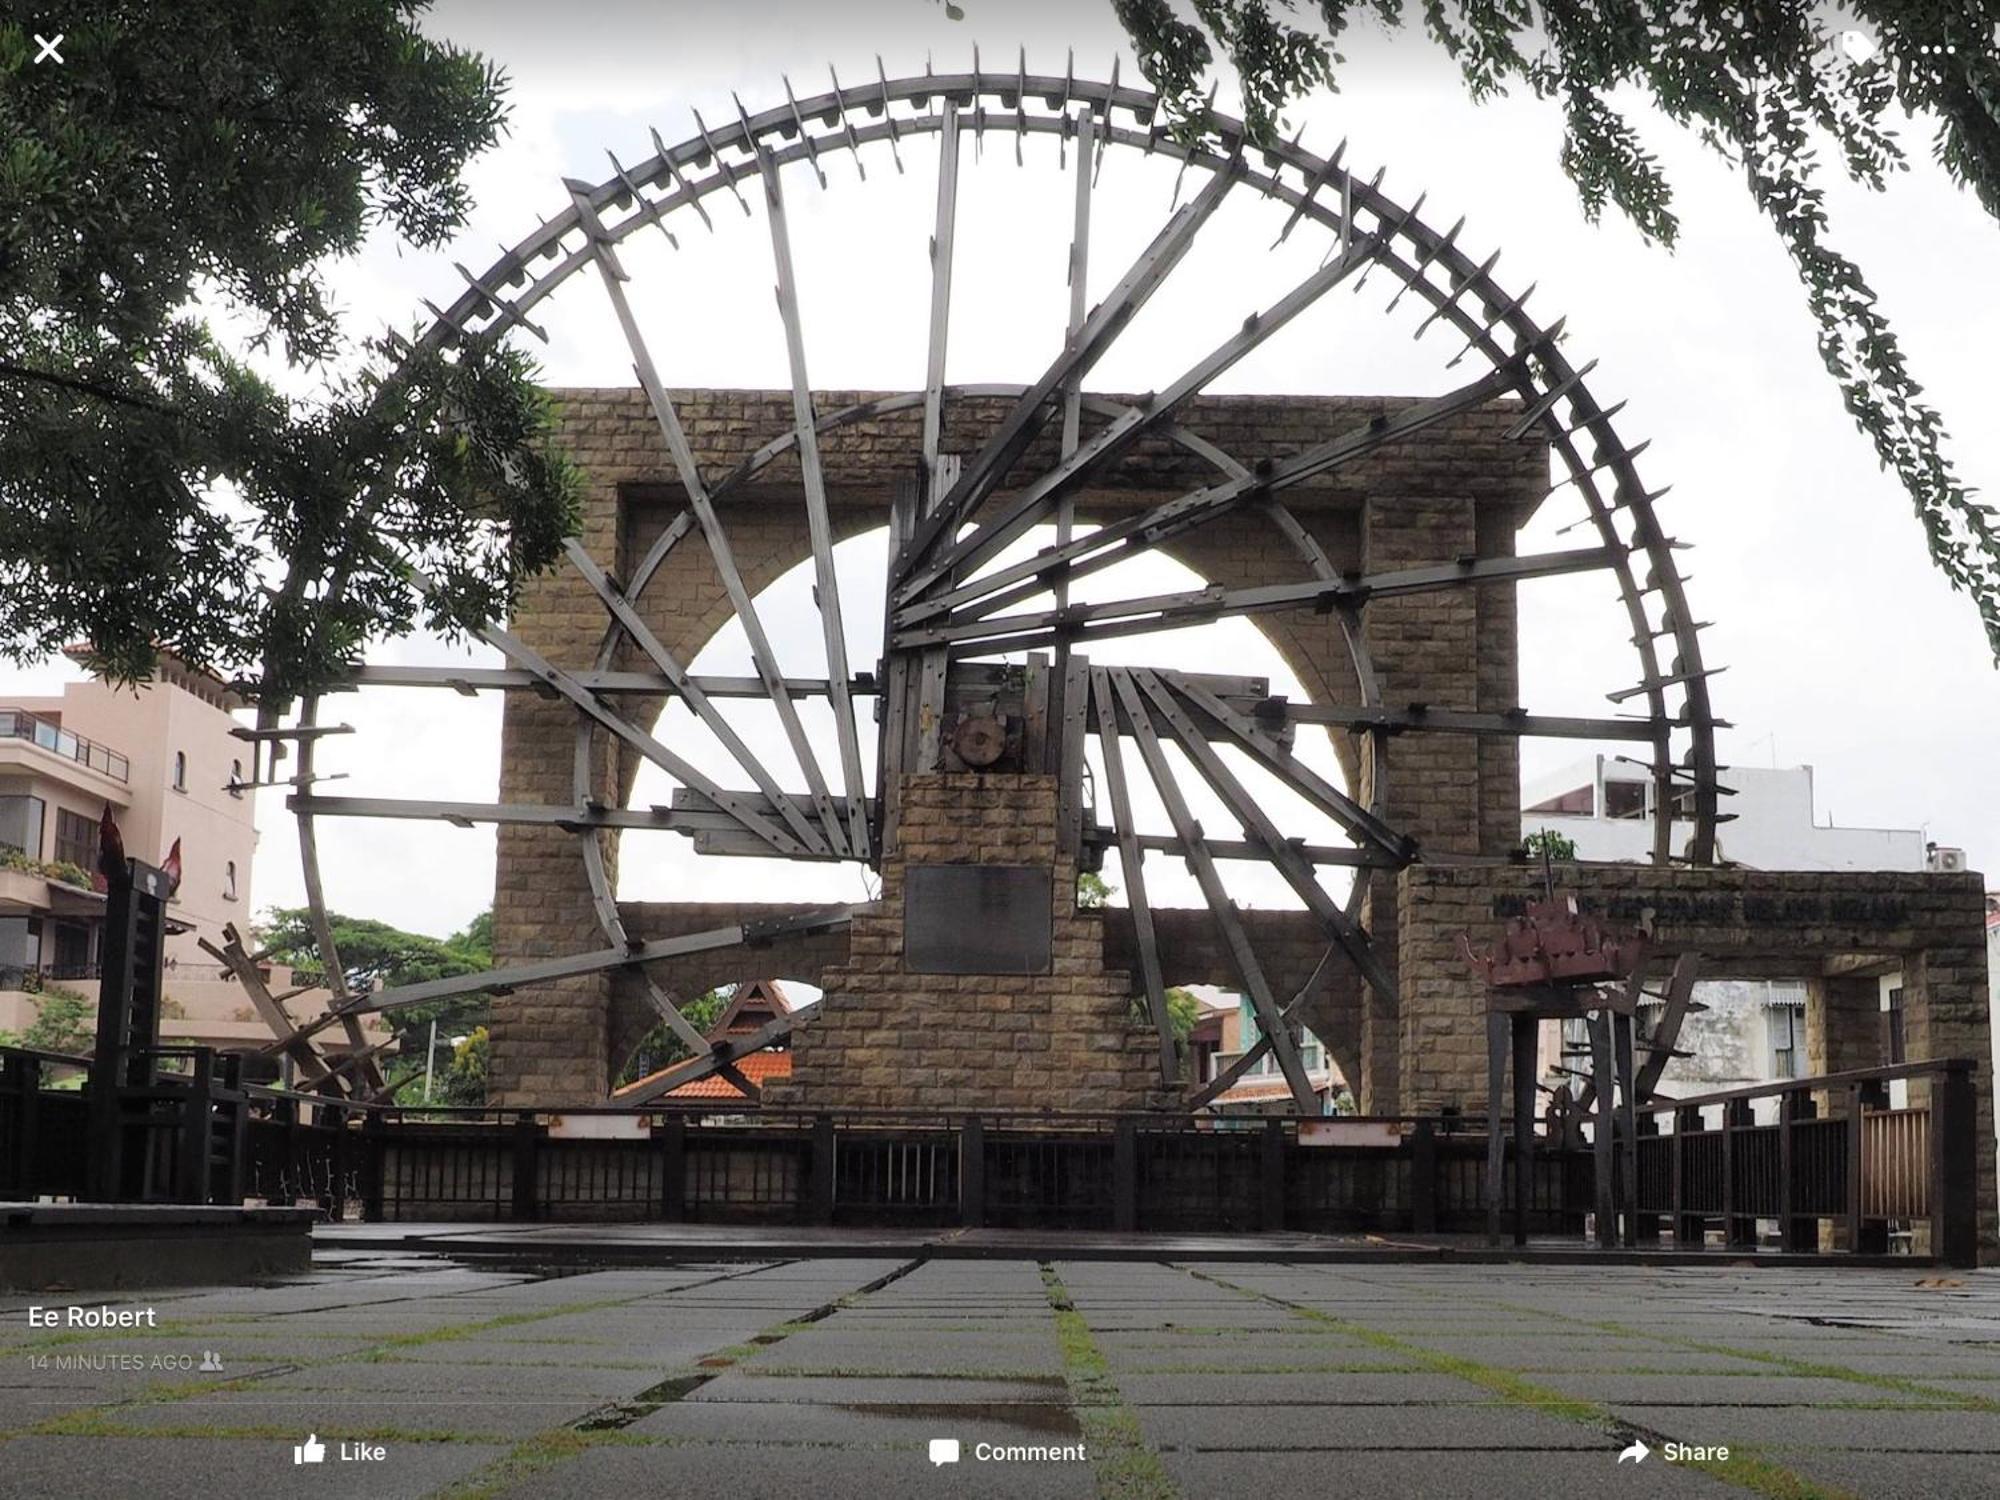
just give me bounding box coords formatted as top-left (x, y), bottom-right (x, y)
top-left (1723, 1099), bottom-right (1754, 1248)
top-left (1935, 1062), bottom-right (1978, 1269)
top-left (1259, 1118), bottom-right (1286, 1232)
top-left (1634, 1111), bottom-right (1660, 1244)
top-left (1113, 1119), bottom-right (1138, 1232)
top-left (1410, 1119), bottom-right (1436, 1234)
top-left (361, 1110), bottom-right (386, 1222)
top-left (1783, 1090), bottom-right (1818, 1252)
top-left (1672, 1106), bottom-right (1701, 1246)
top-left (221, 1054), bottom-right (248, 1206)
top-left (4, 1052), bottom-right (38, 1200)
top-left (511, 1112), bottom-right (540, 1222)
top-left (178, 1050), bottom-right (214, 1204)
top-left (960, 1115), bottom-right (984, 1228)
top-left (661, 1114), bottom-right (686, 1222)
top-left (327, 1107), bottom-right (350, 1222)
top-left (811, 1114), bottom-right (836, 1225)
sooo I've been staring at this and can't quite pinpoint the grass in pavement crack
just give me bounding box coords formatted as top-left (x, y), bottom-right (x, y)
top-left (1040, 1262), bottom-right (1178, 1500)
top-left (427, 1256), bottom-right (930, 1498)
top-left (1180, 1266), bottom-right (1855, 1500)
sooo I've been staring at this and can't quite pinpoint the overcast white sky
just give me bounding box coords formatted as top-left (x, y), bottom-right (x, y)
top-left (6, 2), bottom-right (1995, 946)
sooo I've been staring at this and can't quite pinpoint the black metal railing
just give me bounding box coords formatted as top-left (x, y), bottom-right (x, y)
top-left (339, 1108), bottom-right (1649, 1239)
top-left (0, 1050), bottom-right (1978, 1264)
top-left (0, 708), bottom-right (129, 782)
top-left (1629, 1060), bottom-right (1978, 1264)
top-left (0, 963), bottom-right (102, 991)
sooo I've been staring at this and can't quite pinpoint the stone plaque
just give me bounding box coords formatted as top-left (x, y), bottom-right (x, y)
top-left (904, 865), bottom-right (1053, 974)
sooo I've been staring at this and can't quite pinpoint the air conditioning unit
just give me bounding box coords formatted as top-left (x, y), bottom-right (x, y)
top-left (1928, 846), bottom-right (1968, 873)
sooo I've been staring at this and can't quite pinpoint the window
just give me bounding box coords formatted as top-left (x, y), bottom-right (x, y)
top-left (1603, 780), bottom-right (1648, 820)
top-left (229, 759), bottom-right (243, 798)
top-left (0, 795), bottom-right (45, 858)
top-left (172, 751), bottom-right (187, 792)
top-left (1884, 987), bottom-right (1906, 1065)
top-left (224, 860), bottom-right (238, 901)
top-left (1769, 1004), bottom-right (1801, 1079)
top-left (0, 916), bottom-right (38, 975)
top-left (54, 808), bottom-right (95, 869)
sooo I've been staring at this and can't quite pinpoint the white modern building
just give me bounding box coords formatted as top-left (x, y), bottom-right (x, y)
top-left (1523, 754), bottom-right (1945, 1097)
top-left (1523, 756), bottom-right (1928, 872)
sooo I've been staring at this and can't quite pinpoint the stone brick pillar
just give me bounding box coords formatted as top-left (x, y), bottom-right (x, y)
top-left (1361, 494), bottom-right (1481, 1115)
top-left (1901, 928), bottom-right (1997, 1255)
top-left (1805, 975), bottom-right (1880, 1077)
top-left (486, 478), bottom-right (623, 1107)
top-left (763, 773), bottom-right (1168, 1113)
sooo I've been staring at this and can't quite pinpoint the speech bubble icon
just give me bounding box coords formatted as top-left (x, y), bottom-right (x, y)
top-left (928, 1438), bottom-right (961, 1466)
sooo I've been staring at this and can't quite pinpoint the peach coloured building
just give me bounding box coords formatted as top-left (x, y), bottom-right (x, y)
top-left (0, 656), bottom-right (387, 1073)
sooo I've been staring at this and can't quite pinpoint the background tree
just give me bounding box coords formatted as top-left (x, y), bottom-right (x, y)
top-left (430, 1025), bottom-right (489, 1106)
top-left (0, 4), bottom-right (578, 707)
top-left (619, 989), bottom-right (731, 1085)
top-left (1111, 2), bottom-right (2000, 658)
top-left (1078, 871), bottom-right (1116, 910)
top-left (260, 905), bottom-right (493, 1082)
top-left (1521, 828), bottom-right (1579, 863)
top-left (20, 989), bottom-right (92, 1055)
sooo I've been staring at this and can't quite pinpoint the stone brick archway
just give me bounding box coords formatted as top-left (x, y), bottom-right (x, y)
top-left (489, 386), bottom-right (1545, 1109)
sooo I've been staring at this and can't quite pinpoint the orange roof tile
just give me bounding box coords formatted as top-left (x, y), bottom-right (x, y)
top-left (614, 1048), bottom-right (793, 1102)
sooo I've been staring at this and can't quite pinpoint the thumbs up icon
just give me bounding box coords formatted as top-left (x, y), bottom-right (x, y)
top-left (293, 1434), bottom-right (326, 1465)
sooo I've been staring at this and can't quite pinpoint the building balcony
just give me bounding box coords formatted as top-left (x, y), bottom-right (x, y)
top-left (0, 707), bottom-right (130, 784)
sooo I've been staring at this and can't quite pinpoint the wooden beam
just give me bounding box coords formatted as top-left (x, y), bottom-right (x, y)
top-left (915, 229), bottom-right (1380, 593)
top-left (563, 541), bottom-right (829, 857)
top-left (897, 357), bottom-right (1528, 629)
top-left (1135, 669), bottom-right (1395, 1001)
top-left (759, 147), bottom-right (871, 860)
top-left (569, 178), bottom-right (850, 858)
top-left (897, 548), bottom-right (1618, 653)
top-left (895, 157), bottom-right (1241, 589)
top-left (1089, 666), bottom-right (1177, 1090)
top-left (1108, 669), bottom-right (1318, 1113)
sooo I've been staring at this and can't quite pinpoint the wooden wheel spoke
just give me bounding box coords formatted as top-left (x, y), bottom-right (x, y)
top-left (1186, 943), bottom-right (1341, 1111)
top-left (1088, 664), bottom-right (1178, 1089)
top-left (894, 157), bottom-right (1242, 590)
top-left (895, 547), bottom-right (1617, 654)
top-left (1160, 672), bottom-right (1411, 862)
top-left (897, 355), bottom-right (1530, 630)
top-left (564, 541), bottom-right (830, 857)
top-left (568, 179), bottom-right (853, 859)
top-left (1103, 668), bottom-right (1318, 1113)
top-left (288, 908), bottom-right (856, 1038)
top-left (907, 227), bottom-right (1382, 599)
top-left (613, 1004), bottom-right (819, 1105)
top-left (759, 148), bottom-right (871, 859)
top-left (439, 589), bottom-right (816, 858)
top-left (1133, 669), bottom-right (1395, 1000)
top-left (922, 107), bottom-right (961, 487)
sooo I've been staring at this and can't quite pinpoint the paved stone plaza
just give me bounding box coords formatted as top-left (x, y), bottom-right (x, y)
top-left (1, 1249), bottom-right (1998, 1498)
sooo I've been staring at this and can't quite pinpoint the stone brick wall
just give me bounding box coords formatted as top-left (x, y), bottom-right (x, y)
top-left (762, 774), bottom-right (1168, 1112)
top-left (1399, 863), bottom-right (1995, 1246)
top-left (488, 385), bottom-right (1548, 1107)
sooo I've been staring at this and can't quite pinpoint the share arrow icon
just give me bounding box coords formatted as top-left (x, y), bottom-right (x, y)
top-left (1617, 1439), bottom-right (1651, 1464)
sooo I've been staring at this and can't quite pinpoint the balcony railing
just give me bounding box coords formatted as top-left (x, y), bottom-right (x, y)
top-left (0, 708), bottom-right (129, 782)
